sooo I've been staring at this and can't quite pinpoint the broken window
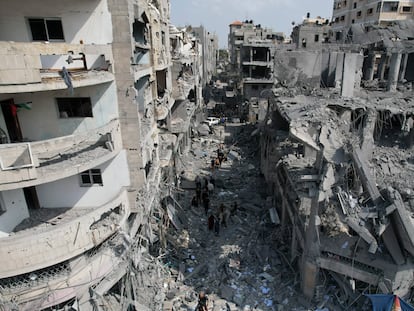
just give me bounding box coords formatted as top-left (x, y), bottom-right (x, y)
top-left (382, 1), bottom-right (399, 12)
top-left (161, 31), bottom-right (166, 45)
top-left (314, 34), bottom-right (320, 42)
top-left (376, 3), bottom-right (382, 12)
top-left (156, 70), bottom-right (167, 98)
top-left (402, 6), bottom-right (412, 13)
top-left (132, 19), bottom-right (148, 46)
top-left (367, 8), bottom-right (373, 15)
top-left (357, 11), bottom-right (362, 18)
top-left (28, 18), bottom-right (64, 41)
top-left (340, 15), bottom-right (345, 21)
top-left (57, 97), bottom-right (93, 118)
top-left (353, 2), bottom-right (357, 9)
top-left (80, 169), bottom-right (103, 186)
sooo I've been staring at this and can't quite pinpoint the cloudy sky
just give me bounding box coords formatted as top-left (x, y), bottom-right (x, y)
top-left (170, 0), bottom-right (333, 48)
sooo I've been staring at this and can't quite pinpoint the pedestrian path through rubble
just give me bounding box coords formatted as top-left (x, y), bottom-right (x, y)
top-left (162, 123), bottom-right (308, 311)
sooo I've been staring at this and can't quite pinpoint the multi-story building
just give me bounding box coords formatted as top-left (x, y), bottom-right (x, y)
top-left (191, 26), bottom-right (218, 86)
top-left (291, 16), bottom-right (332, 49)
top-left (227, 20), bottom-right (284, 101)
top-left (0, 0), bottom-right (206, 310)
top-left (168, 25), bottom-right (204, 160)
top-left (240, 41), bottom-right (275, 99)
top-left (332, 0), bottom-right (414, 40)
top-left (228, 20), bottom-right (284, 72)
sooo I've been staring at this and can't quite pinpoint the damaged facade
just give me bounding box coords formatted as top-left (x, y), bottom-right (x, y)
top-left (257, 11), bottom-right (414, 308)
top-left (0, 0), bottom-right (215, 310)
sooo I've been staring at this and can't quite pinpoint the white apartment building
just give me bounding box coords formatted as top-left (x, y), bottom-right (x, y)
top-left (332, 0), bottom-right (414, 38)
top-left (0, 0), bottom-right (193, 310)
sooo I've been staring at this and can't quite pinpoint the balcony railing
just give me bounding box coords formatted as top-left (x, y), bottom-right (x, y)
top-left (0, 42), bottom-right (113, 93)
top-left (0, 189), bottom-right (129, 279)
top-left (0, 119), bottom-right (122, 190)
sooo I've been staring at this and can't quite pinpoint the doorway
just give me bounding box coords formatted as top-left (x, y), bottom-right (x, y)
top-left (0, 99), bottom-right (23, 142)
top-left (23, 186), bottom-right (40, 210)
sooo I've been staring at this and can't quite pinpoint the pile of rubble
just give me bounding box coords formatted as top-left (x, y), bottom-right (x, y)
top-left (160, 123), bottom-right (311, 310)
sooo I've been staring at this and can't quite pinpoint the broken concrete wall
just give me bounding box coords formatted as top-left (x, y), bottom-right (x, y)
top-left (273, 50), bottom-right (322, 89)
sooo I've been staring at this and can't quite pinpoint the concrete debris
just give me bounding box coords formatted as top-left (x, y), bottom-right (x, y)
top-left (158, 123), bottom-right (311, 311)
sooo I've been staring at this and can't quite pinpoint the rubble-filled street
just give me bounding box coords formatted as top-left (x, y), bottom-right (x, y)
top-left (161, 123), bottom-right (310, 311)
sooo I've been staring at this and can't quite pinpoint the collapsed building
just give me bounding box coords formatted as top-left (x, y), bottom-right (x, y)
top-left (259, 19), bottom-right (414, 307)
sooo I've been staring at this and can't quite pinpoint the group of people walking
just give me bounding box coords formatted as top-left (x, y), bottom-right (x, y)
top-left (191, 174), bottom-right (238, 237)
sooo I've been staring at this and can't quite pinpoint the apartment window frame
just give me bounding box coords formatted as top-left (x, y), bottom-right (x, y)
top-left (340, 15), bottom-right (345, 21)
top-left (27, 17), bottom-right (65, 42)
top-left (401, 6), bottom-right (413, 13)
top-left (367, 7), bottom-right (374, 15)
top-left (357, 10), bottom-right (362, 18)
top-left (353, 2), bottom-right (357, 9)
top-left (314, 34), bottom-right (320, 42)
top-left (80, 169), bottom-right (103, 187)
top-left (56, 97), bottom-right (93, 118)
top-left (377, 3), bottom-right (381, 12)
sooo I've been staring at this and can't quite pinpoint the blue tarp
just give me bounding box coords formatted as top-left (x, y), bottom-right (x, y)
top-left (366, 294), bottom-right (414, 311)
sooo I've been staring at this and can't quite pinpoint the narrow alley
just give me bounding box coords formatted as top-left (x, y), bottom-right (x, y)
top-left (160, 122), bottom-right (306, 311)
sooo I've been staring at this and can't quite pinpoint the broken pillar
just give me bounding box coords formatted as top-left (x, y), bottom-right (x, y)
top-left (398, 53), bottom-right (409, 82)
top-left (334, 52), bottom-right (345, 89)
top-left (387, 52), bottom-right (402, 92)
top-left (363, 52), bottom-right (376, 81)
top-left (327, 52), bottom-right (338, 87)
top-left (377, 52), bottom-right (388, 81)
top-left (341, 53), bottom-right (360, 97)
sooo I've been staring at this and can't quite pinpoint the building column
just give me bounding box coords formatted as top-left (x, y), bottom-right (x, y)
top-left (398, 53), bottom-right (409, 82)
top-left (364, 52), bottom-right (376, 81)
top-left (377, 52), bottom-right (388, 80)
top-left (387, 52), bottom-right (402, 92)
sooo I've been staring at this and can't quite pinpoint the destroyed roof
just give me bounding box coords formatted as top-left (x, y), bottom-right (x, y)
top-left (348, 20), bottom-right (414, 52)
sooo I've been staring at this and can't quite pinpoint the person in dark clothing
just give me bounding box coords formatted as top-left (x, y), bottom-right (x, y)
top-left (203, 197), bottom-right (210, 215)
top-left (197, 291), bottom-right (208, 311)
top-left (214, 215), bottom-right (220, 236)
top-left (196, 188), bottom-right (202, 205)
top-left (191, 195), bottom-right (198, 208)
top-left (208, 214), bottom-right (215, 231)
top-left (219, 203), bottom-right (227, 228)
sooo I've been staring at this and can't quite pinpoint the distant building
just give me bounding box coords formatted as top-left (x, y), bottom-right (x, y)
top-left (228, 20), bottom-right (284, 71)
top-left (192, 26), bottom-right (218, 86)
top-left (291, 16), bottom-right (332, 49)
top-left (332, 0), bottom-right (414, 41)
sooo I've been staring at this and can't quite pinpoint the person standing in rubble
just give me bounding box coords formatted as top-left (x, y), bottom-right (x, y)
top-left (208, 214), bottom-right (215, 231)
top-left (214, 214), bottom-right (220, 236)
top-left (196, 291), bottom-right (208, 311)
top-left (219, 203), bottom-right (227, 228)
top-left (195, 187), bottom-right (202, 206)
top-left (207, 181), bottom-right (214, 195)
top-left (202, 193), bottom-right (210, 215)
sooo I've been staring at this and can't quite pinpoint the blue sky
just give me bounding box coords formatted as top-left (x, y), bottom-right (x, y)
top-left (170, 0), bottom-right (333, 48)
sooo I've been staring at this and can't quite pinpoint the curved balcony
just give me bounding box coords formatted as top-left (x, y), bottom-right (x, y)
top-left (0, 189), bottom-right (129, 279)
top-left (0, 119), bottom-right (122, 191)
top-left (0, 42), bottom-right (114, 93)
